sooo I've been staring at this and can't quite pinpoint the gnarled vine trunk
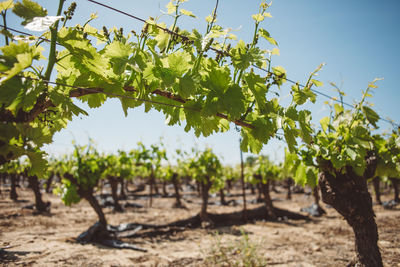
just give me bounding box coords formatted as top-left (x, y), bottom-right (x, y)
top-left (108, 176), bottom-right (123, 212)
top-left (10, 173), bottom-right (18, 201)
top-left (118, 177), bottom-right (127, 200)
top-left (196, 180), bottom-right (201, 196)
top-left (219, 188), bottom-right (227, 205)
top-left (200, 175), bottom-right (211, 222)
top-left (240, 159), bottom-right (247, 222)
top-left (84, 192), bottom-right (108, 228)
top-left (312, 186), bottom-right (325, 212)
top-left (27, 175), bottom-right (49, 213)
top-left (389, 177), bottom-right (399, 202)
top-left (45, 172), bottom-right (54, 193)
top-left (250, 183), bottom-right (256, 195)
top-left (372, 177), bottom-right (382, 204)
top-left (318, 157), bottom-right (382, 267)
top-left (254, 174), bottom-right (276, 220)
top-left (285, 177), bottom-right (293, 200)
top-left (64, 173), bottom-right (107, 229)
top-left (162, 181), bottom-right (168, 197)
top-left (226, 179), bottom-right (232, 194)
top-left (171, 173), bottom-right (183, 208)
top-left (260, 180), bottom-right (277, 220)
top-left (256, 183), bottom-right (263, 202)
top-left (148, 169), bottom-right (157, 207)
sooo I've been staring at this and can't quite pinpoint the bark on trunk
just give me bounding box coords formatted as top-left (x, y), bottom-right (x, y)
top-left (219, 188), bottom-right (228, 205)
top-left (240, 147), bottom-right (247, 221)
top-left (250, 183), bottom-right (255, 195)
top-left (27, 175), bottom-right (49, 213)
top-left (171, 173), bottom-right (183, 208)
top-left (389, 177), bottom-right (399, 202)
top-left (226, 179), bottom-right (232, 194)
top-left (285, 177), bottom-right (293, 200)
top-left (10, 174), bottom-right (18, 201)
top-left (196, 180), bottom-right (201, 196)
top-left (259, 178), bottom-right (277, 220)
top-left (313, 186), bottom-right (325, 209)
top-left (372, 177), bottom-right (382, 204)
top-left (154, 182), bottom-right (159, 195)
top-left (149, 172), bottom-right (155, 207)
top-left (125, 179), bottom-right (131, 193)
top-left (200, 176), bottom-right (211, 222)
top-left (152, 172), bottom-right (159, 195)
top-left (84, 192), bottom-right (108, 228)
top-left (162, 181), bottom-right (168, 197)
top-left (108, 176), bottom-right (123, 212)
top-left (119, 177), bottom-right (127, 200)
top-left (312, 186), bottom-right (326, 216)
top-left (45, 172), bottom-right (54, 194)
top-left (256, 182), bottom-right (263, 202)
top-left (241, 172), bottom-right (247, 222)
top-left (99, 179), bottom-right (105, 195)
top-left (318, 158), bottom-right (382, 267)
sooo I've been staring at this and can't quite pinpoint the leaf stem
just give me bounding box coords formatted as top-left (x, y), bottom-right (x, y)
top-left (207, 0), bottom-right (219, 34)
top-left (44, 0), bottom-right (65, 81)
top-left (140, 35), bottom-right (148, 50)
top-left (236, 69), bottom-right (244, 84)
top-left (1, 10), bottom-right (9, 45)
top-left (165, 2), bottom-right (180, 53)
top-left (348, 87), bottom-right (371, 130)
top-left (251, 22), bottom-right (259, 49)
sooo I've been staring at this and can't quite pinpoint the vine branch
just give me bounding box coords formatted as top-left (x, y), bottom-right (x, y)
top-left (0, 82), bottom-right (254, 129)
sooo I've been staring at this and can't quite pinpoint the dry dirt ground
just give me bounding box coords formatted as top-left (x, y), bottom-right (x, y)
top-left (0, 185), bottom-right (399, 267)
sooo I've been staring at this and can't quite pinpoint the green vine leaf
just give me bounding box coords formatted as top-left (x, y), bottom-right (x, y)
top-left (243, 72), bottom-right (268, 112)
top-left (0, 41), bottom-right (43, 83)
top-left (104, 40), bottom-right (132, 75)
top-left (166, 1), bottom-right (176, 15)
top-left (291, 83), bottom-right (316, 105)
top-left (180, 9), bottom-right (196, 18)
top-left (361, 105), bottom-right (379, 128)
top-left (167, 50), bottom-right (192, 77)
top-left (230, 40), bottom-right (263, 70)
top-left (0, 0), bottom-right (14, 12)
top-left (258, 28), bottom-right (277, 46)
top-left (12, 0), bottom-right (47, 26)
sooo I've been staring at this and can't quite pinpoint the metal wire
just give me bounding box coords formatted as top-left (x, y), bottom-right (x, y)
top-left (0, 25), bottom-right (52, 42)
top-left (87, 0), bottom-right (189, 42)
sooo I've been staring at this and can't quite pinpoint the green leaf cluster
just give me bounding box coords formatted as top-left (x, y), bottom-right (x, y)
top-left (0, 0), bottom-right (345, 183)
top-left (12, 0), bottom-right (47, 26)
top-left (245, 155), bottom-right (281, 185)
top-left (188, 148), bottom-right (224, 192)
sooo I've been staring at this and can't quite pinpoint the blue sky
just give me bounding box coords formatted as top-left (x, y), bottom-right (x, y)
top-left (5, 0), bottom-right (400, 164)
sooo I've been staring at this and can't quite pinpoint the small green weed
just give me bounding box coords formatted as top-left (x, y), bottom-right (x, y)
top-left (203, 228), bottom-right (267, 267)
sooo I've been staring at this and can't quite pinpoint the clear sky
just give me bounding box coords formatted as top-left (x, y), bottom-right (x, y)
top-left (5, 0), bottom-right (400, 164)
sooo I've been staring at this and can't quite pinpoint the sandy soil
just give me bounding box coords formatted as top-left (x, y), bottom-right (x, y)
top-left (0, 184), bottom-right (399, 267)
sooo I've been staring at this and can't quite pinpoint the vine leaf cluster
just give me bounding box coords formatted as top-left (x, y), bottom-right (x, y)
top-left (1, 0), bottom-right (323, 176)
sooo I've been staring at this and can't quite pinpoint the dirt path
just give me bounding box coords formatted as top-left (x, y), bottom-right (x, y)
top-left (1, 187), bottom-right (399, 266)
